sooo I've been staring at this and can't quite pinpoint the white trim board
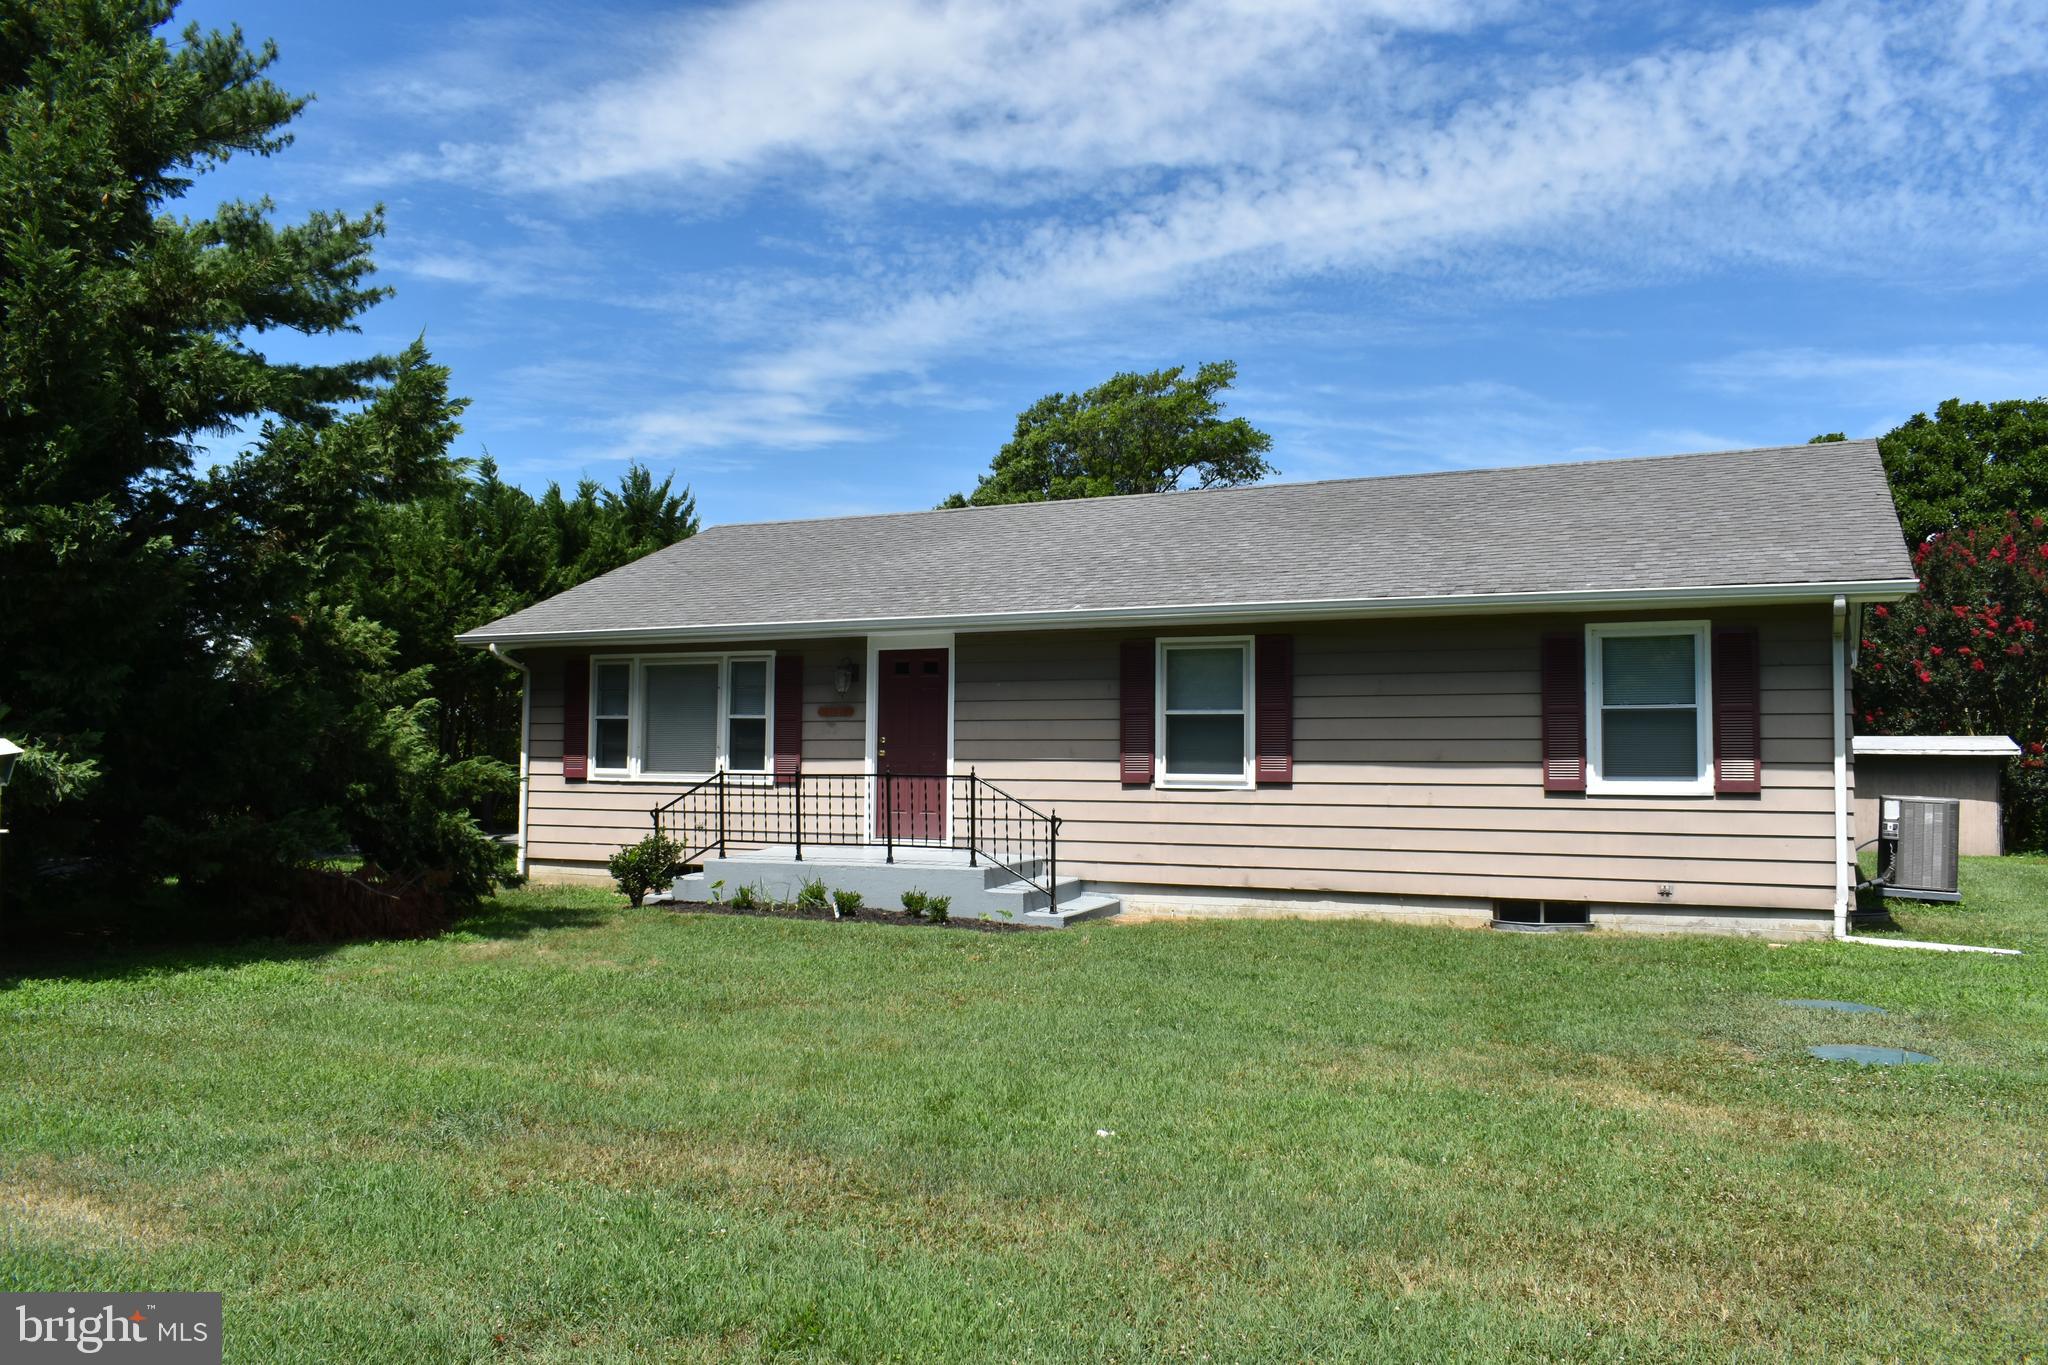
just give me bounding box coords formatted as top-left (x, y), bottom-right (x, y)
top-left (1584, 620), bottom-right (1714, 798)
top-left (1153, 635), bottom-right (1255, 790)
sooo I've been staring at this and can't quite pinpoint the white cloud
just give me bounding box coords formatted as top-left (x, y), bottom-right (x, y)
top-left (494, 0), bottom-right (1504, 198)
top-left (1690, 344), bottom-right (2048, 404)
top-left (601, 392), bottom-right (881, 457)
top-left (699, 0), bottom-right (2048, 419)
top-left (364, 0), bottom-right (2048, 454)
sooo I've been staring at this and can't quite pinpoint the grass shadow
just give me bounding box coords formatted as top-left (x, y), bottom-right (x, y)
top-left (448, 902), bottom-right (614, 941)
top-left (1, 935), bottom-right (343, 992)
top-left (2, 888), bottom-right (619, 990)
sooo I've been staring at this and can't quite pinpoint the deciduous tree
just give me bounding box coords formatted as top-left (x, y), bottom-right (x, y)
top-left (944, 361), bottom-right (1273, 506)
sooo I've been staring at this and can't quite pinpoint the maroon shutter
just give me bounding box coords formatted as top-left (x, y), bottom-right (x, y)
top-left (773, 653), bottom-right (804, 785)
top-left (1712, 626), bottom-right (1763, 793)
top-left (561, 654), bottom-right (590, 782)
top-left (1119, 640), bottom-right (1155, 786)
top-left (1254, 634), bottom-right (1293, 785)
top-left (1539, 633), bottom-right (1586, 792)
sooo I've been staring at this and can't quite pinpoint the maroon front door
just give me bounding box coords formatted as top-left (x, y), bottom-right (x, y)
top-left (876, 647), bottom-right (948, 842)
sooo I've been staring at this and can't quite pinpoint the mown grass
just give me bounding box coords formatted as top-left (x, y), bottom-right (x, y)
top-left (3, 860), bottom-right (2045, 1362)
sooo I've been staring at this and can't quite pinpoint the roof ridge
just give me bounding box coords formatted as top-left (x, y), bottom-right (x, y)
top-left (694, 439), bottom-right (1878, 535)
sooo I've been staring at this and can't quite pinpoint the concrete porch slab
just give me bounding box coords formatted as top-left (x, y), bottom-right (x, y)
top-left (665, 844), bottom-right (1116, 927)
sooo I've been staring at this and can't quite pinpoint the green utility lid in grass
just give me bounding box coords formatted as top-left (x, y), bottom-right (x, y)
top-left (1780, 999), bottom-right (1887, 1014)
top-left (1808, 1044), bottom-right (1935, 1065)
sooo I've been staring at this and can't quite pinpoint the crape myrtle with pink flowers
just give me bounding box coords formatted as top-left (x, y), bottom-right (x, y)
top-left (1832, 402), bottom-right (2048, 850)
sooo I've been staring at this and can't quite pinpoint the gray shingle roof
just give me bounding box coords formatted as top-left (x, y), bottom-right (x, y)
top-left (461, 440), bottom-right (1915, 643)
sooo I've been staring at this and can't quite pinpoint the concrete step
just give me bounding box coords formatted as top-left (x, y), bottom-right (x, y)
top-left (984, 874), bottom-right (1086, 913)
top-left (1021, 893), bottom-right (1122, 928)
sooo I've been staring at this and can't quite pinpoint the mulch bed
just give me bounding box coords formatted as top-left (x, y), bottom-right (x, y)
top-left (660, 898), bottom-right (1034, 933)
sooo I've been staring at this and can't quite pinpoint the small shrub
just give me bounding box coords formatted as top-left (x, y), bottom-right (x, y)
top-left (924, 894), bottom-right (951, 924)
top-left (901, 888), bottom-right (929, 918)
top-left (729, 882), bottom-right (762, 910)
top-left (832, 889), bottom-right (862, 918)
top-left (795, 878), bottom-right (831, 912)
top-left (608, 833), bottom-right (682, 908)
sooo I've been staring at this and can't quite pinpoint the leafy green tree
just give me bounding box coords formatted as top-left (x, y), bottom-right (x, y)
top-left (943, 360), bottom-right (1273, 507)
top-left (1873, 399), bottom-right (2048, 544)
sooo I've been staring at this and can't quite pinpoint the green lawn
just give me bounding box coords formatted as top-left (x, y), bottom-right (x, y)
top-left (4, 861), bottom-right (2046, 1362)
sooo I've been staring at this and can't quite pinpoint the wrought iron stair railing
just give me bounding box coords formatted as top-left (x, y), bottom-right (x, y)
top-left (652, 770), bottom-right (1062, 903)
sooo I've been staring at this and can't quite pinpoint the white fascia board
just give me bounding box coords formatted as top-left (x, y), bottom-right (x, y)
top-left (455, 577), bottom-right (1923, 649)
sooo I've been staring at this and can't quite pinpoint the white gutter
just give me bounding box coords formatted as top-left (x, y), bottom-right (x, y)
top-left (1828, 598), bottom-right (2023, 957)
top-left (487, 643), bottom-right (531, 879)
top-left (458, 576), bottom-right (1922, 649)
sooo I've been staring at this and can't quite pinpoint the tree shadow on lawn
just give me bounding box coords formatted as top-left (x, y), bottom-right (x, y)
top-left (1, 893), bottom-right (612, 991)
top-left (448, 899), bottom-right (613, 941)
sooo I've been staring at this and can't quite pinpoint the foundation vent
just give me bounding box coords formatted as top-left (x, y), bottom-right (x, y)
top-left (1491, 900), bottom-right (1591, 933)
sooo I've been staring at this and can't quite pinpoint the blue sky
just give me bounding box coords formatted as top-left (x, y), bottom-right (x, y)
top-left (179, 0), bottom-right (2048, 526)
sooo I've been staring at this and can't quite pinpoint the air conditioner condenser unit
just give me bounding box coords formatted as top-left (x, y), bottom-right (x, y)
top-left (1877, 795), bottom-right (1962, 903)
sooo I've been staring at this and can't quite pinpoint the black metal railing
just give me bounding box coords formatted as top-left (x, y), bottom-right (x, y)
top-left (652, 770), bottom-right (1061, 901)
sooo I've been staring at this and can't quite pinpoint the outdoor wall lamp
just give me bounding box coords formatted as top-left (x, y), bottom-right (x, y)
top-left (833, 659), bottom-right (858, 697)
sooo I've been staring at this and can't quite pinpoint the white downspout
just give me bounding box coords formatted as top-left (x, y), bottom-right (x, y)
top-left (1830, 598), bottom-right (2022, 956)
top-left (1831, 596), bottom-right (1852, 941)
top-left (488, 643), bottom-right (532, 880)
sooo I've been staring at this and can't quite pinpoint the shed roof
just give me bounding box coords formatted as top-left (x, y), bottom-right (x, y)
top-left (1852, 736), bottom-right (2021, 758)
top-left (462, 439), bottom-right (1915, 644)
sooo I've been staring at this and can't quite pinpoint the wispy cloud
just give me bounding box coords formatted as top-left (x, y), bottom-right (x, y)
top-left (492, 0), bottom-right (1507, 199)
top-left (600, 393), bottom-right (881, 458)
top-left (1690, 344), bottom-right (2048, 405)
top-left (349, 0), bottom-right (2048, 459)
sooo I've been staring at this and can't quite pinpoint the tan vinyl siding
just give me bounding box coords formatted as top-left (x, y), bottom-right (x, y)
top-left (956, 606), bottom-right (1838, 912)
top-left (520, 639), bottom-right (865, 864)
top-left (514, 607), bottom-right (1843, 915)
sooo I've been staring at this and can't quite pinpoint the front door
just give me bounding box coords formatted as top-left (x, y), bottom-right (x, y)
top-left (875, 647), bottom-right (949, 842)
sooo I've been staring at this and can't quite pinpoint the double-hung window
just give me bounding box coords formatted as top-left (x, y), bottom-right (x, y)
top-left (1157, 638), bottom-right (1253, 787)
top-left (589, 653), bottom-right (774, 779)
top-left (1585, 622), bottom-right (1712, 795)
top-left (593, 662), bottom-right (633, 772)
top-left (724, 658), bottom-right (769, 772)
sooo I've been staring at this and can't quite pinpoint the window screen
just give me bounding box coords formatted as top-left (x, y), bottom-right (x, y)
top-left (593, 662), bottom-right (632, 771)
top-left (1598, 633), bottom-right (1699, 780)
top-left (726, 658), bottom-right (769, 772)
top-left (1161, 643), bottom-right (1248, 781)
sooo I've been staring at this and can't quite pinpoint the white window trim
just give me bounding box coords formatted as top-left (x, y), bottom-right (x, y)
top-left (1155, 636), bottom-right (1255, 790)
top-left (587, 651), bottom-right (776, 782)
top-left (1585, 620), bottom-right (1713, 797)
